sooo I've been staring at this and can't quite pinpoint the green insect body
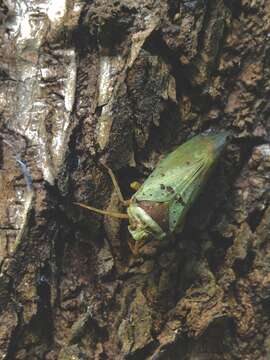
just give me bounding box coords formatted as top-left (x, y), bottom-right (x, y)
top-left (75, 131), bottom-right (229, 243)
top-left (127, 132), bottom-right (229, 241)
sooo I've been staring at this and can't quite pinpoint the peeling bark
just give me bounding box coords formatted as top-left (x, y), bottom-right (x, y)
top-left (0, 0), bottom-right (270, 359)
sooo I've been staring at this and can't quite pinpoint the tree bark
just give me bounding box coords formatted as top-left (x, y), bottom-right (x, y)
top-left (0, 0), bottom-right (270, 359)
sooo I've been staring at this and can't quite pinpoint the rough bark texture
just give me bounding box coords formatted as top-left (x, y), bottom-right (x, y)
top-left (0, 0), bottom-right (270, 359)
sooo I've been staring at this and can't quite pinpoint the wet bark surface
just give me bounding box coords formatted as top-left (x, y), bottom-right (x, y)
top-left (0, 0), bottom-right (270, 359)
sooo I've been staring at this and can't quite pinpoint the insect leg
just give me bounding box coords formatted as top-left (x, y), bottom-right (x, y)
top-left (102, 163), bottom-right (131, 206)
top-left (127, 238), bottom-right (140, 256)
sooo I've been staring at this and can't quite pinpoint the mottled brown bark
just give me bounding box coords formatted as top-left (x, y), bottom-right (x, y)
top-left (0, 0), bottom-right (270, 359)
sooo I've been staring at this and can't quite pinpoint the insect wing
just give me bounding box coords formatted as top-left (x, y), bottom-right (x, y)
top-left (134, 135), bottom-right (209, 204)
top-left (169, 157), bottom-right (208, 232)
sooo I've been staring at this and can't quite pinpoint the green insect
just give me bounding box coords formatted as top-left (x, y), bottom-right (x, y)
top-left (75, 131), bottom-right (229, 245)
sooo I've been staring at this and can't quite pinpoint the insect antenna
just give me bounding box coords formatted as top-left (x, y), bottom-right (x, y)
top-left (73, 202), bottom-right (129, 219)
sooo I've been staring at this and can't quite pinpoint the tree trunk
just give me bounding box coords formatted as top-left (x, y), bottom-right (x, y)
top-left (0, 0), bottom-right (270, 359)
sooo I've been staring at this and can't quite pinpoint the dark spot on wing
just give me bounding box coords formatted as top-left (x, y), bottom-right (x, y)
top-left (160, 184), bottom-right (165, 190)
top-left (166, 186), bottom-right (174, 194)
top-left (176, 195), bottom-right (186, 206)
